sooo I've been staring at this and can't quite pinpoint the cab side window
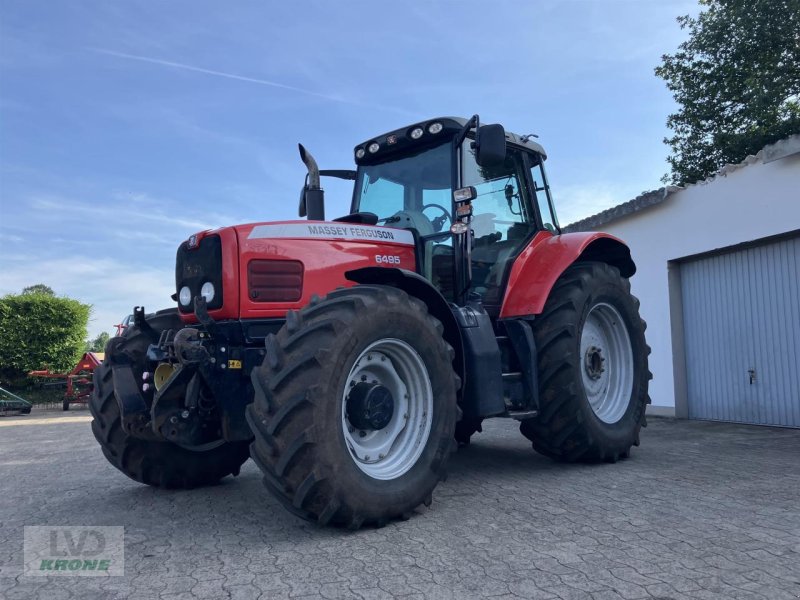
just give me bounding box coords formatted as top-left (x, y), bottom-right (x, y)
top-left (462, 146), bottom-right (534, 243)
top-left (530, 161), bottom-right (558, 233)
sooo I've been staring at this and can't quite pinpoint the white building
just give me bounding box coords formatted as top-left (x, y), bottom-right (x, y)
top-left (565, 135), bottom-right (800, 427)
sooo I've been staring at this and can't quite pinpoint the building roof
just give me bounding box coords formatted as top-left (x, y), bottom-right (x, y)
top-left (564, 134), bottom-right (800, 232)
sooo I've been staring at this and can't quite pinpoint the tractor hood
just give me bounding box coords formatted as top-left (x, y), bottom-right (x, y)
top-left (176, 220), bottom-right (417, 324)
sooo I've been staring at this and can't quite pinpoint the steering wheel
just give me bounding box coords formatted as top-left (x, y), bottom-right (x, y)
top-left (422, 203), bottom-right (452, 232)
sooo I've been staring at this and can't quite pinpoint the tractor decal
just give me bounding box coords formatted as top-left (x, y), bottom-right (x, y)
top-left (247, 222), bottom-right (414, 245)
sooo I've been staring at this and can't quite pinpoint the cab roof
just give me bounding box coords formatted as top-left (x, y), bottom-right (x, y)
top-left (354, 116), bottom-right (547, 166)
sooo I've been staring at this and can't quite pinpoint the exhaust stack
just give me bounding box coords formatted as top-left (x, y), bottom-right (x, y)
top-left (298, 143), bottom-right (325, 221)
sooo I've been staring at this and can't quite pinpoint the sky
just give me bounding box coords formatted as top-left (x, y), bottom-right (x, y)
top-left (0, 0), bottom-right (699, 338)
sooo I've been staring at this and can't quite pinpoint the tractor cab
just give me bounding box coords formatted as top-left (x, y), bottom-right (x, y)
top-left (352, 117), bottom-right (559, 311)
top-left (303, 116), bottom-right (561, 312)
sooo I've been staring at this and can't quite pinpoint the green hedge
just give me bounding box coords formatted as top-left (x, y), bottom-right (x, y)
top-left (0, 293), bottom-right (91, 385)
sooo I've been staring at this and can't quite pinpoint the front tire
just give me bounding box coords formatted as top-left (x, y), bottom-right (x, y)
top-left (520, 262), bottom-right (651, 462)
top-left (247, 285), bottom-right (460, 528)
top-left (90, 310), bottom-right (250, 488)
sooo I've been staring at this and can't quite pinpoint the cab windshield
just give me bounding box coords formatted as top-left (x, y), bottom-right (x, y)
top-left (351, 142), bottom-right (452, 236)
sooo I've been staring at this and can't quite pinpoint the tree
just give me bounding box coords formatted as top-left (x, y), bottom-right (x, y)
top-left (22, 284), bottom-right (55, 296)
top-left (87, 331), bottom-right (110, 353)
top-left (0, 293), bottom-right (91, 384)
top-left (655, 0), bottom-right (800, 185)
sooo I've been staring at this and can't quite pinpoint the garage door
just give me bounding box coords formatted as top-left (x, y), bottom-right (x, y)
top-left (680, 234), bottom-right (800, 427)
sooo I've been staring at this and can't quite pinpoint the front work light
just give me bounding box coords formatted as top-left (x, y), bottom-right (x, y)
top-left (410, 127), bottom-right (424, 139)
top-left (428, 122), bottom-right (443, 134)
top-left (368, 142), bottom-right (380, 154)
top-left (200, 281), bottom-right (215, 303)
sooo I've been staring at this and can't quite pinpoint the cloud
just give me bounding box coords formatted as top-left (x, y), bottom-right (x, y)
top-left (90, 48), bottom-right (414, 116)
top-left (28, 193), bottom-right (242, 235)
top-left (0, 254), bottom-right (175, 338)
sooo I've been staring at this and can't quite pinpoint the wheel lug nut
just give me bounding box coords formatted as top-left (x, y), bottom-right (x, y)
top-left (365, 455), bottom-right (370, 461)
top-left (361, 375), bottom-right (367, 382)
top-left (181, 410), bottom-right (190, 419)
top-left (359, 430), bottom-right (366, 437)
top-left (379, 454), bottom-right (385, 459)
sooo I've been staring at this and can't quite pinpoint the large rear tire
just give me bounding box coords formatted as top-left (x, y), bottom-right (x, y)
top-left (520, 262), bottom-right (650, 462)
top-left (247, 285), bottom-right (460, 528)
top-left (90, 310), bottom-right (250, 488)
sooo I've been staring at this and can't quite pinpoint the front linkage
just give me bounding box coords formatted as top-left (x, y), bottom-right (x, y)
top-left (113, 300), bottom-right (261, 447)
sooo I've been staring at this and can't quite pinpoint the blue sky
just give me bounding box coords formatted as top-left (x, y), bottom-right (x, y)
top-left (0, 0), bottom-right (698, 338)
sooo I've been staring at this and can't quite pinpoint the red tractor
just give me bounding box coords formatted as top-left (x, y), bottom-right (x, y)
top-left (91, 116), bottom-right (650, 527)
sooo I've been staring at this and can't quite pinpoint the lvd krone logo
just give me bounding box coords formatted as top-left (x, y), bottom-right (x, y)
top-left (41, 529), bottom-right (111, 572)
top-left (24, 526), bottom-right (124, 576)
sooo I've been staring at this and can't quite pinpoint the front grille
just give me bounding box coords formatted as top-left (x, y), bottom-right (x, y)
top-left (248, 260), bottom-right (303, 302)
top-left (175, 235), bottom-right (223, 313)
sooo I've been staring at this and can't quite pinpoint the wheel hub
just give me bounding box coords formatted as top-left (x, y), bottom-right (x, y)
top-left (346, 382), bottom-right (395, 431)
top-left (341, 340), bottom-right (433, 481)
top-left (584, 345), bottom-right (605, 380)
top-left (579, 302), bottom-right (634, 424)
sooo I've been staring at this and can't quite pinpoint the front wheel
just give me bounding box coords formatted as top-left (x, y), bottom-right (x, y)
top-left (520, 262), bottom-right (651, 462)
top-left (90, 310), bottom-right (251, 488)
top-left (246, 285), bottom-right (460, 528)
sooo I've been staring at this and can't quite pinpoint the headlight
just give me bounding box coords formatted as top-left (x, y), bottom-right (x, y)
top-left (179, 286), bottom-right (192, 306)
top-left (200, 282), bottom-right (215, 303)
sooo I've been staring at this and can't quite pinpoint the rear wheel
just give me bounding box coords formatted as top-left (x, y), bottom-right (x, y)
top-left (520, 262), bottom-right (650, 462)
top-left (90, 310), bottom-right (250, 488)
top-left (247, 285), bottom-right (460, 528)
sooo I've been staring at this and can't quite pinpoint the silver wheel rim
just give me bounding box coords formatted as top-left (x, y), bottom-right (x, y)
top-left (341, 338), bottom-right (433, 480)
top-left (579, 302), bottom-right (634, 424)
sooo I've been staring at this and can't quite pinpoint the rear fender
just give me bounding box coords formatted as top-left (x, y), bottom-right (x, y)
top-left (500, 232), bottom-right (636, 318)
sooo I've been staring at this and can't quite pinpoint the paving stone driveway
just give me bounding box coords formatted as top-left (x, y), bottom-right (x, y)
top-left (1, 410), bottom-right (798, 600)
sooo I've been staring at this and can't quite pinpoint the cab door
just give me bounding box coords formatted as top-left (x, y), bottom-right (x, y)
top-left (461, 145), bottom-right (538, 310)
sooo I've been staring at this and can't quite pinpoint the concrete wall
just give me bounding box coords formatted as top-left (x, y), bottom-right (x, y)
top-left (590, 150), bottom-right (800, 411)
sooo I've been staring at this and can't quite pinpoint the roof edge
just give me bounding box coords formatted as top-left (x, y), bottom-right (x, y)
top-left (563, 133), bottom-right (800, 232)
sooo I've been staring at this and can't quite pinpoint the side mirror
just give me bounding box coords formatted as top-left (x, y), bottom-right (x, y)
top-left (475, 124), bottom-right (506, 167)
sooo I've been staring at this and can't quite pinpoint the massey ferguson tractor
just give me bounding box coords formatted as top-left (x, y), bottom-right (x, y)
top-left (91, 116), bottom-right (650, 528)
